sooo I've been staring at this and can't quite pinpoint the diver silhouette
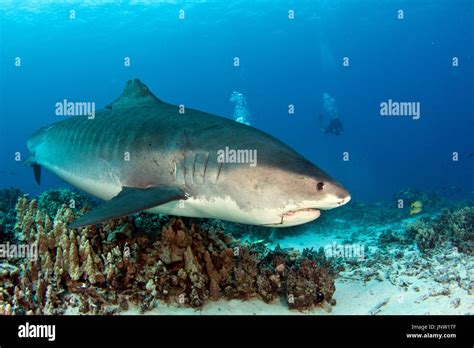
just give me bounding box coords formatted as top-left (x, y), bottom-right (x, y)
top-left (323, 116), bottom-right (343, 136)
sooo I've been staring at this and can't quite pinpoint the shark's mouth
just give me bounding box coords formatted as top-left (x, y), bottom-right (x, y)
top-left (264, 208), bottom-right (321, 227)
top-left (283, 208), bottom-right (319, 218)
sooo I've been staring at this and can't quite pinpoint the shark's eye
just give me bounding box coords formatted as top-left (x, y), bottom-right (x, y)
top-left (317, 182), bottom-right (324, 191)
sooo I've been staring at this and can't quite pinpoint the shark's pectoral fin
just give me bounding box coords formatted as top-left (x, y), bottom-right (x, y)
top-left (69, 186), bottom-right (187, 229)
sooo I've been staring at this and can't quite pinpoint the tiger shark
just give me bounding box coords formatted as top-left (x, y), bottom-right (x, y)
top-left (26, 79), bottom-right (350, 229)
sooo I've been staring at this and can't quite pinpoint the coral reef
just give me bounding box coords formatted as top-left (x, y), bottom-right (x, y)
top-left (0, 192), bottom-right (336, 315)
top-left (3, 186), bottom-right (470, 316)
top-left (0, 187), bottom-right (23, 213)
top-left (0, 188), bottom-right (24, 243)
top-left (406, 207), bottom-right (473, 254)
top-left (378, 229), bottom-right (411, 246)
top-left (36, 189), bottom-right (94, 219)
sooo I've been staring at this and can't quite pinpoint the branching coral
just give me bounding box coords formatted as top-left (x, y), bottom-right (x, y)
top-left (0, 193), bottom-right (336, 315)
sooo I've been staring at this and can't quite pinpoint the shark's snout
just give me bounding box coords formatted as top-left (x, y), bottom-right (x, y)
top-left (338, 194), bottom-right (351, 206)
top-left (332, 181), bottom-right (350, 199)
top-left (313, 181), bottom-right (351, 210)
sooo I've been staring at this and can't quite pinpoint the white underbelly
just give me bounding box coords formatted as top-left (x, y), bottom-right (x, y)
top-left (147, 196), bottom-right (281, 226)
top-left (42, 161), bottom-right (283, 226)
top-left (44, 162), bottom-right (121, 200)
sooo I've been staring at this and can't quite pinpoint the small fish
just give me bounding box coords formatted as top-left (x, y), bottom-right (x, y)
top-left (410, 201), bottom-right (423, 215)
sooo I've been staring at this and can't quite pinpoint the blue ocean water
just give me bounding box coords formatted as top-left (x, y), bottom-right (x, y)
top-left (1, 0), bottom-right (473, 202)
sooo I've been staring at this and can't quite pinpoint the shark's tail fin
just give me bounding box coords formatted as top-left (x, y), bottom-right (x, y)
top-left (24, 156), bottom-right (41, 185)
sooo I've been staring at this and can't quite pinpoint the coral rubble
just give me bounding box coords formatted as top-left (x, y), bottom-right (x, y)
top-left (0, 191), bottom-right (336, 315)
top-left (335, 205), bottom-right (473, 314)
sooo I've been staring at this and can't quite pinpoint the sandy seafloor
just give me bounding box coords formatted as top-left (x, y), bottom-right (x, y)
top-left (115, 215), bottom-right (473, 315)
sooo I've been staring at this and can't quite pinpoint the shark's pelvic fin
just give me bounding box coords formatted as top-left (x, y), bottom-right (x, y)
top-left (24, 157), bottom-right (41, 185)
top-left (69, 186), bottom-right (187, 229)
top-left (32, 164), bottom-right (41, 185)
top-left (105, 78), bottom-right (163, 110)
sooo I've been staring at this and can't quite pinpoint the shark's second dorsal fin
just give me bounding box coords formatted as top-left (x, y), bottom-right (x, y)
top-left (105, 79), bottom-right (163, 109)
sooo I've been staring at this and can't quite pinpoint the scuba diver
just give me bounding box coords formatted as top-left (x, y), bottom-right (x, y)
top-left (325, 117), bottom-right (343, 136)
top-left (319, 93), bottom-right (343, 136)
top-left (320, 113), bottom-right (343, 136)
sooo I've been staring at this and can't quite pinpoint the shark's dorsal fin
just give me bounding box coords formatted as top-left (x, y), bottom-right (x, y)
top-left (105, 79), bottom-right (163, 109)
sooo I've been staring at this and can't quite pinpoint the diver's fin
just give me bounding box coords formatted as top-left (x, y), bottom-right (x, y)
top-left (69, 186), bottom-right (187, 229)
top-left (105, 79), bottom-right (163, 110)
